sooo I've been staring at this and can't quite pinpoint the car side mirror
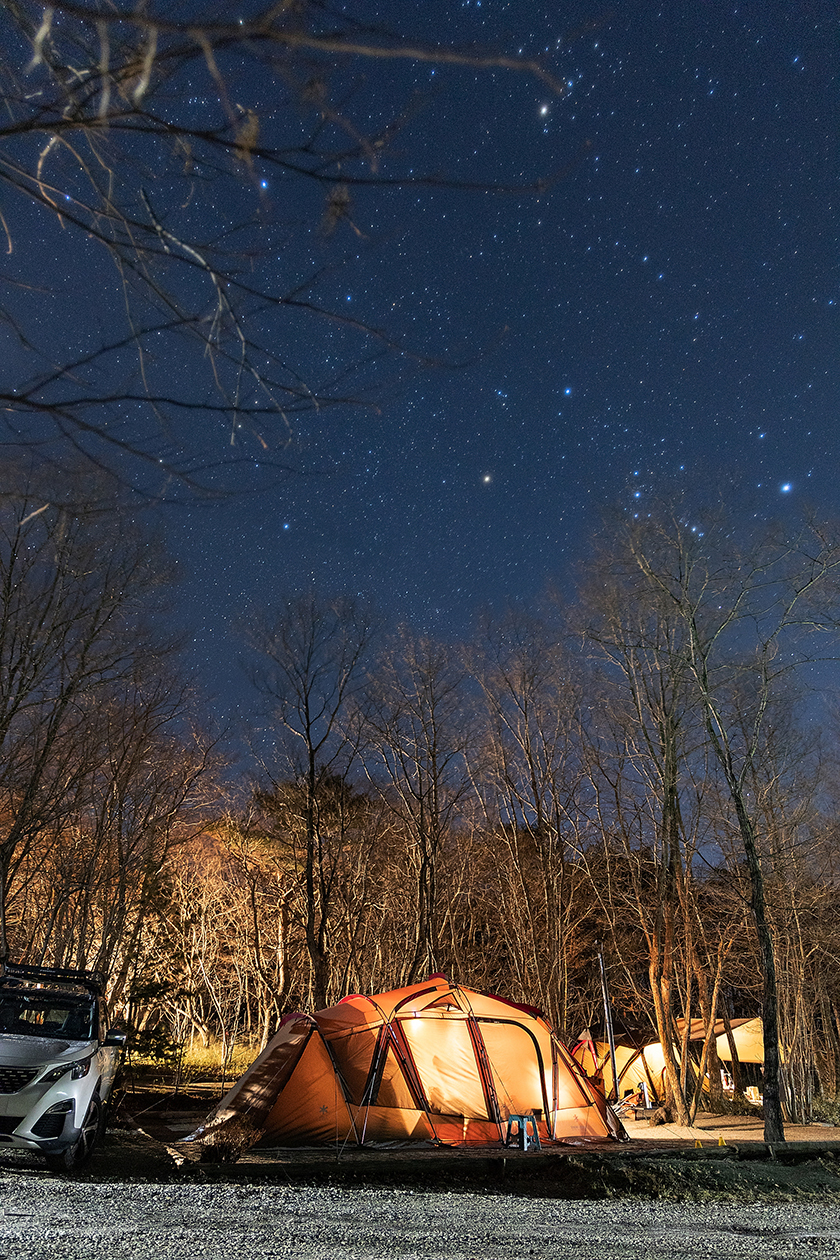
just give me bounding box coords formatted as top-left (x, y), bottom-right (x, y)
top-left (103, 1028), bottom-right (128, 1047)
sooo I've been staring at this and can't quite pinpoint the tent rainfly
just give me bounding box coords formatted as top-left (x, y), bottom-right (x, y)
top-left (187, 978), bottom-right (625, 1157)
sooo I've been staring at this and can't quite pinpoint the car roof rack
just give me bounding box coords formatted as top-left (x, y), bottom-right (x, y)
top-left (0, 962), bottom-right (105, 997)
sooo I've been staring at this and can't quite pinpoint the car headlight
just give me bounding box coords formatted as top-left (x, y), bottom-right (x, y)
top-left (39, 1056), bottom-right (93, 1084)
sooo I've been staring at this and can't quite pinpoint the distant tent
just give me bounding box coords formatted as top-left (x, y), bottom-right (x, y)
top-left (188, 978), bottom-right (625, 1157)
top-left (573, 1017), bottom-right (764, 1103)
top-left (573, 1035), bottom-right (671, 1103)
top-left (674, 1016), bottom-right (764, 1065)
top-left (715, 1017), bottom-right (764, 1064)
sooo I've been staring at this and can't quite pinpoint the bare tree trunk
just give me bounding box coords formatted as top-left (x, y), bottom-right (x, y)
top-left (702, 739), bottom-right (786, 1141)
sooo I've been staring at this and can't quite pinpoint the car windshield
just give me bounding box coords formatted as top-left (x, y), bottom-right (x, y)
top-left (0, 992), bottom-right (95, 1041)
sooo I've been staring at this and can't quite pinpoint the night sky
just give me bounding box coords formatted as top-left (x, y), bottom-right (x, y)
top-left (4, 2), bottom-right (838, 740)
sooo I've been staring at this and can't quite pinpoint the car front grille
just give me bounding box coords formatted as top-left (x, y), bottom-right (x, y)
top-left (0, 1067), bottom-right (39, 1093)
top-left (0, 1115), bottom-right (23, 1134)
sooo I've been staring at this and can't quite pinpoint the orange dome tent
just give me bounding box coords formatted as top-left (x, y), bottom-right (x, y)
top-left (188, 978), bottom-right (625, 1156)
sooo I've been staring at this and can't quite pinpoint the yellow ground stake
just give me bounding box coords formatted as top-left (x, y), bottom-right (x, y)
top-left (694, 1140), bottom-right (703, 1148)
top-left (718, 1135), bottom-right (726, 1146)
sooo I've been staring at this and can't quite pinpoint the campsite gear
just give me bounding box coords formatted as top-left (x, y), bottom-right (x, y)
top-left (187, 978), bottom-right (625, 1158)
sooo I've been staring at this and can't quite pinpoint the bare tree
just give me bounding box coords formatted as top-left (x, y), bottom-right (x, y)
top-left (8, 671), bottom-right (219, 998)
top-left (0, 489), bottom-right (174, 960)
top-left (1, 2), bottom-right (567, 492)
top-left (208, 811), bottom-right (297, 1049)
top-left (361, 629), bottom-right (471, 984)
top-left (610, 503), bottom-right (840, 1141)
top-left (467, 609), bottom-right (592, 1031)
top-left (246, 592), bottom-right (375, 1008)
top-left (576, 543), bottom-right (715, 1125)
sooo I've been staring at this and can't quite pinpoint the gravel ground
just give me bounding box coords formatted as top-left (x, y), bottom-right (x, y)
top-left (2, 1116), bottom-right (840, 1260)
top-left (1, 1175), bottom-right (840, 1260)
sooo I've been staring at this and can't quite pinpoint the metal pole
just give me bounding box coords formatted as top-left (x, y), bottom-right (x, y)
top-left (597, 943), bottom-right (619, 1102)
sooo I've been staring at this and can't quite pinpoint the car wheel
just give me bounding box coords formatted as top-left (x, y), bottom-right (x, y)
top-left (44, 1094), bottom-right (102, 1173)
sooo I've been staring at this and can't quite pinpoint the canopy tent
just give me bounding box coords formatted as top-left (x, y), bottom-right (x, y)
top-left (715, 1017), bottom-right (764, 1064)
top-left (187, 978), bottom-right (625, 1157)
top-left (675, 1017), bottom-right (764, 1065)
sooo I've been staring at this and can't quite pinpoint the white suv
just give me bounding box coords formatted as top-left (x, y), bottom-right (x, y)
top-left (0, 963), bottom-right (126, 1171)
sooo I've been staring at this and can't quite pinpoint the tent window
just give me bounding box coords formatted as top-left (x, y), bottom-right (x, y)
top-left (329, 1028), bottom-right (380, 1106)
top-left (368, 1044), bottom-right (417, 1109)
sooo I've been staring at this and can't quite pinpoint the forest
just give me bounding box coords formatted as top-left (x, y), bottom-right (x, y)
top-left (3, 490), bottom-right (839, 1133)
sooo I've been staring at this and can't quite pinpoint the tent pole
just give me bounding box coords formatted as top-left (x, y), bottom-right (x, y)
top-left (597, 944), bottom-right (619, 1103)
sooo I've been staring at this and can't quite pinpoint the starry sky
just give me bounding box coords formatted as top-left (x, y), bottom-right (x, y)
top-left (4, 1), bottom-right (837, 739)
